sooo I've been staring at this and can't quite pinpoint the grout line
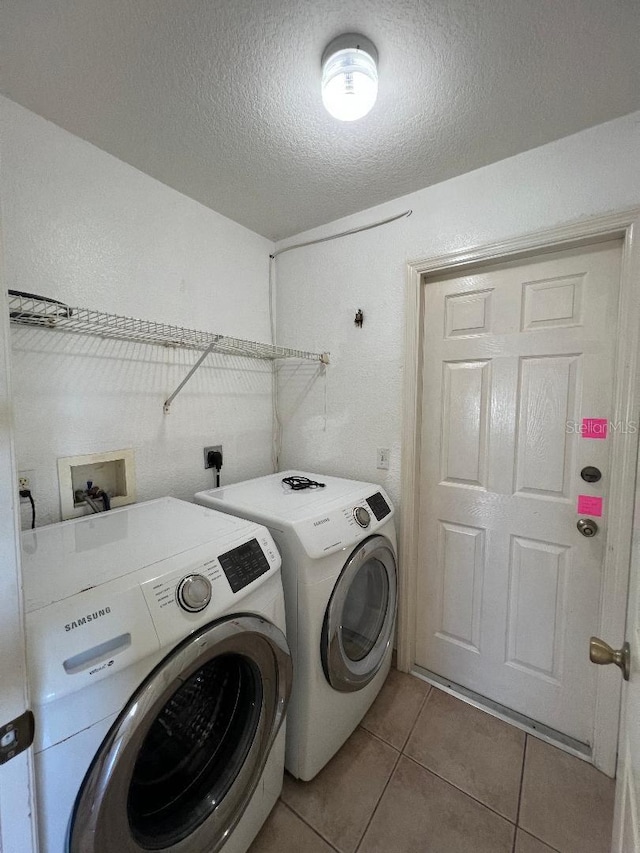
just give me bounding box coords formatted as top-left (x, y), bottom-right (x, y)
top-left (357, 724), bottom-right (402, 753)
top-left (515, 735), bottom-right (529, 825)
top-left (399, 683), bottom-right (433, 753)
top-left (353, 749), bottom-right (403, 853)
top-left (280, 800), bottom-right (341, 853)
top-left (511, 734), bottom-right (529, 853)
top-left (512, 739), bottom-right (566, 853)
top-left (359, 670), bottom-right (432, 753)
top-left (281, 726), bottom-right (403, 853)
top-left (401, 752), bottom-right (518, 827)
top-left (516, 827), bottom-right (563, 853)
top-left (278, 800), bottom-right (342, 852)
top-left (512, 739), bottom-right (563, 853)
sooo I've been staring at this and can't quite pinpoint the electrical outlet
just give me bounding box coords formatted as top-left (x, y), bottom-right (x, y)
top-left (203, 445), bottom-right (223, 469)
top-left (18, 470), bottom-right (36, 502)
top-left (376, 448), bottom-right (390, 470)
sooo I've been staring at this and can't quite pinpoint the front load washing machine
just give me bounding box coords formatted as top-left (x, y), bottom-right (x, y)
top-left (21, 497), bottom-right (292, 853)
top-left (194, 471), bottom-right (397, 781)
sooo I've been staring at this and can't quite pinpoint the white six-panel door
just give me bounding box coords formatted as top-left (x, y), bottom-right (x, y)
top-left (416, 240), bottom-right (622, 757)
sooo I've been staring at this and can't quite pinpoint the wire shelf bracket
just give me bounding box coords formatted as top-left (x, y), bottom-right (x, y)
top-left (163, 341), bottom-right (217, 414)
top-left (7, 292), bottom-right (330, 413)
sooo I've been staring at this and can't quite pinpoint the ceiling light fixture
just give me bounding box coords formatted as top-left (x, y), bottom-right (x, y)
top-left (321, 33), bottom-right (378, 122)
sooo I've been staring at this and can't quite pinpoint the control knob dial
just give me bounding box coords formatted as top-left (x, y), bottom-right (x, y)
top-left (353, 506), bottom-right (371, 528)
top-left (176, 574), bottom-right (212, 612)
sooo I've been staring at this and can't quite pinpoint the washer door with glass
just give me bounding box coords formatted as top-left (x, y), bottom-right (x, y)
top-left (69, 615), bottom-right (292, 853)
top-left (322, 535), bottom-right (397, 693)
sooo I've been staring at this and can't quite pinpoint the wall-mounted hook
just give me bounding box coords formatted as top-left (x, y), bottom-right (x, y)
top-left (354, 308), bottom-right (364, 328)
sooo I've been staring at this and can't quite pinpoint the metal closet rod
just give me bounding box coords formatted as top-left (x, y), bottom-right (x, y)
top-left (270, 209), bottom-right (413, 258)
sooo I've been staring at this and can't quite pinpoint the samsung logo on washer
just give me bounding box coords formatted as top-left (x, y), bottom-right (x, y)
top-left (313, 517), bottom-right (330, 527)
top-left (65, 607), bottom-right (111, 632)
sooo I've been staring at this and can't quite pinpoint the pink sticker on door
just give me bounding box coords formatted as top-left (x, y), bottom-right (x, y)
top-left (577, 495), bottom-right (603, 517)
top-left (582, 418), bottom-right (608, 439)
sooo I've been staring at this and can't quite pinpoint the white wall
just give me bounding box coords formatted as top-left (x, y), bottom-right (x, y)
top-left (0, 218), bottom-right (38, 851)
top-left (274, 111), bottom-right (640, 518)
top-left (0, 96), bottom-right (275, 527)
top-left (3, 99), bottom-right (639, 531)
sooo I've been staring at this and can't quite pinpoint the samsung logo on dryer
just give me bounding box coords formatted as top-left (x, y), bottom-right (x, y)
top-left (65, 607), bottom-right (111, 632)
top-left (313, 517), bottom-right (330, 527)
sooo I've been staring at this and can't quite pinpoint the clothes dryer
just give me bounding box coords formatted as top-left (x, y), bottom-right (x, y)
top-left (194, 472), bottom-right (396, 781)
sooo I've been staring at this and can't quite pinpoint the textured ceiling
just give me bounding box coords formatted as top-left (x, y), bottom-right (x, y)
top-left (1, 0), bottom-right (639, 240)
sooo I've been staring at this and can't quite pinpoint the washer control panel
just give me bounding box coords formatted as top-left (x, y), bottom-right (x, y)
top-left (147, 554), bottom-right (223, 613)
top-left (141, 528), bottom-right (280, 646)
top-left (219, 538), bottom-right (271, 593)
top-left (176, 573), bottom-right (212, 612)
top-left (353, 506), bottom-right (371, 528)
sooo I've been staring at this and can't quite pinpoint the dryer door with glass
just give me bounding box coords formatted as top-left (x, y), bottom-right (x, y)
top-left (69, 615), bottom-right (292, 853)
top-left (322, 535), bottom-right (397, 692)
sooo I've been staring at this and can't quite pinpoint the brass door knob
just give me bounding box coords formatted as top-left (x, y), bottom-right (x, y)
top-left (577, 518), bottom-right (599, 537)
top-left (589, 636), bottom-right (630, 681)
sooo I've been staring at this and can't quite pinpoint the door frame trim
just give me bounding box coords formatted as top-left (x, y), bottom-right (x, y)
top-left (397, 207), bottom-right (640, 775)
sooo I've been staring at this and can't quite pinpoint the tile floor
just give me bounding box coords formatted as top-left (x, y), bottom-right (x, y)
top-left (249, 668), bottom-right (615, 853)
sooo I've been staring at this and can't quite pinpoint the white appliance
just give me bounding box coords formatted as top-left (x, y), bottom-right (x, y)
top-left (194, 471), bottom-right (397, 781)
top-left (21, 497), bottom-right (292, 853)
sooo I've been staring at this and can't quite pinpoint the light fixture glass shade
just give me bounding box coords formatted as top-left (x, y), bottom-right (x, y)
top-left (321, 35), bottom-right (378, 122)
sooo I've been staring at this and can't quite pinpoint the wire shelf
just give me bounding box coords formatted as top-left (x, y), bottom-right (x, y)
top-left (8, 292), bottom-right (329, 363)
top-left (8, 291), bottom-right (329, 413)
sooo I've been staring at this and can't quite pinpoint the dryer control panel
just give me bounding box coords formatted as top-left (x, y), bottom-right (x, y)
top-left (293, 488), bottom-right (395, 559)
top-left (366, 492), bottom-right (391, 521)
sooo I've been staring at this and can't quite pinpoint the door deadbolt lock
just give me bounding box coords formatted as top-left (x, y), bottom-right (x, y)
top-left (577, 518), bottom-right (599, 537)
top-left (580, 466), bottom-right (602, 483)
top-left (590, 636), bottom-right (630, 681)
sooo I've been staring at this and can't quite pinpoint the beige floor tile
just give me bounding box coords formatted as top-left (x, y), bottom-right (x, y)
top-left (519, 738), bottom-right (615, 853)
top-left (358, 755), bottom-right (515, 853)
top-left (360, 668), bottom-right (431, 749)
top-left (404, 687), bottom-right (525, 820)
top-left (281, 728), bottom-right (398, 853)
top-left (515, 829), bottom-right (559, 853)
top-left (248, 801), bottom-right (336, 853)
